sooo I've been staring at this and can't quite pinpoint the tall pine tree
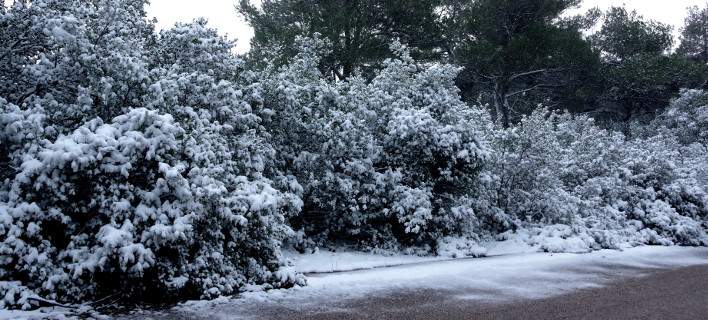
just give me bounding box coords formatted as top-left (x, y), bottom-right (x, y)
top-left (238, 0), bottom-right (445, 79)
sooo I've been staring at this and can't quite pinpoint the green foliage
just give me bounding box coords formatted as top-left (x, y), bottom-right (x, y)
top-left (591, 7), bottom-right (708, 121)
top-left (238, 0), bottom-right (445, 79)
top-left (238, 1), bottom-right (708, 124)
top-left (677, 5), bottom-right (708, 63)
top-left (599, 54), bottom-right (707, 121)
top-left (450, 0), bottom-right (599, 126)
top-left (591, 7), bottom-right (674, 61)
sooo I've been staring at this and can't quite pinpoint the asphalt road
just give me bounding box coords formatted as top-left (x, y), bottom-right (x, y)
top-left (234, 266), bottom-right (708, 320)
top-left (297, 265), bottom-right (708, 320)
top-left (472, 264), bottom-right (708, 320)
top-left (118, 250), bottom-right (708, 320)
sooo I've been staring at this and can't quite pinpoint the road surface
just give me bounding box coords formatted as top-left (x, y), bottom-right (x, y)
top-left (289, 265), bottom-right (708, 320)
top-left (118, 247), bottom-right (708, 320)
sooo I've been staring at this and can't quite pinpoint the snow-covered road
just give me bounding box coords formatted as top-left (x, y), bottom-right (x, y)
top-left (115, 246), bottom-right (708, 320)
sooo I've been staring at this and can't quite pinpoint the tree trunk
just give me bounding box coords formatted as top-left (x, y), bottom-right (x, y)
top-left (341, 28), bottom-right (353, 79)
top-left (493, 81), bottom-right (511, 128)
top-left (703, 9), bottom-right (708, 64)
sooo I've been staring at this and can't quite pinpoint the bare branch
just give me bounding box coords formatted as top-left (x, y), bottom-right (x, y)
top-left (505, 83), bottom-right (564, 98)
top-left (28, 297), bottom-right (78, 309)
top-left (507, 68), bottom-right (566, 82)
top-left (505, 85), bottom-right (543, 98)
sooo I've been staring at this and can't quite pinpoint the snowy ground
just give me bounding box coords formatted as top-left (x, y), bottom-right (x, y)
top-left (112, 246), bottom-right (708, 320)
top-left (283, 238), bottom-right (537, 274)
top-left (283, 249), bottom-right (448, 274)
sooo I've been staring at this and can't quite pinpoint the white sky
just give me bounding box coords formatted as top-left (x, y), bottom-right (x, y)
top-left (572, 0), bottom-right (708, 34)
top-left (147, 0), bottom-right (258, 53)
top-left (147, 0), bottom-right (708, 54)
top-left (3, 0), bottom-right (707, 53)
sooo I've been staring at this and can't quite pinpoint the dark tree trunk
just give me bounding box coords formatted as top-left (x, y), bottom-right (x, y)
top-left (493, 81), bottom-right (511, 128)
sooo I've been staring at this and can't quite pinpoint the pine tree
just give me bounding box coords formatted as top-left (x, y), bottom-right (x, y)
top-left (238, 0), bottom-right (445, 80)
top-left (678, 5), bottom-right (708, 63)
top-left (448, 0), bottom-right (598, 127)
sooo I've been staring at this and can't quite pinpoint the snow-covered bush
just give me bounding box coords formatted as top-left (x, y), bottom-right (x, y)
top-left (0, 0), bottom-right (302, 309)
top-left (652, 89), bottom-right (708, 146)
top-left (262, 40), bottom-right (489, 250)
top-left (650, 90), bottom-right (708, 192)
top-left (148, 18), bottom-right (243, 79)
top-left (585, 140), bottom-right (706, 247)
top-left (262, 40), bottom-right (707, 252)
top-left (476, 110), bottom-right (579, 229)
top-left (479, 108), bottom-right (708, 248)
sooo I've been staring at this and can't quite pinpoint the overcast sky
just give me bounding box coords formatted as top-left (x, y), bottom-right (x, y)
top-left (4, 0), bottom-right (705, 53)
top-left (148, 0), bottom-right (708, 53)
top-left (147, 0), bottom-right (257, 53)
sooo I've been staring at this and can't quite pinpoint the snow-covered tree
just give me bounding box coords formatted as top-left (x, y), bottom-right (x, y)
top-left (261, 39), bottom-right (489, 250)
top-left (1, 0), bottom-right (302, 309)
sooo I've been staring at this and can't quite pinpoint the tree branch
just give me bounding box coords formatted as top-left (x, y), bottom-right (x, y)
top-left (507, 68), bottom-right (565, 82)
top-left (28, 297), bottom-right (78, 309)
top-left (505, 83), bottom-right (564, 98)
top-left (0, 30), bottom-right (30, 62)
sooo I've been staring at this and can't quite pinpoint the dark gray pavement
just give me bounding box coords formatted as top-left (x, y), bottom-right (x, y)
top-left (298, 265), bottom-right (708, 320)
top-left (117, 248), bottom-right (708, 320)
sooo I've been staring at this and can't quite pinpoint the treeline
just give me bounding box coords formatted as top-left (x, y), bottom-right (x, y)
top-left (0, 0), bottom-right (706, 311)
top-left (239, 0), bottom-right (708, 125)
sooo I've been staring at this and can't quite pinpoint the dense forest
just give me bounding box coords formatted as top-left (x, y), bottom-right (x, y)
top-left (0, 0), bottom-right (707, 310)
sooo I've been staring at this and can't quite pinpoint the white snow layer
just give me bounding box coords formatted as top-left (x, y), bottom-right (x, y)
top-left (284, 230), bottom-right (580, 275)
top-left (284, 238), bottom-right (536, 274)
top-left (283, 250), bottom-right (448, 274)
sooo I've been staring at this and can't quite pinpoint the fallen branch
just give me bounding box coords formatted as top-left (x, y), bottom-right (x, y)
top-left (28, 296), bottom-right (80, 309)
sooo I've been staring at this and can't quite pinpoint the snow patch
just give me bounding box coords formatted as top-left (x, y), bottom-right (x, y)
top-left (283, 250), bottom-right (447, 274)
